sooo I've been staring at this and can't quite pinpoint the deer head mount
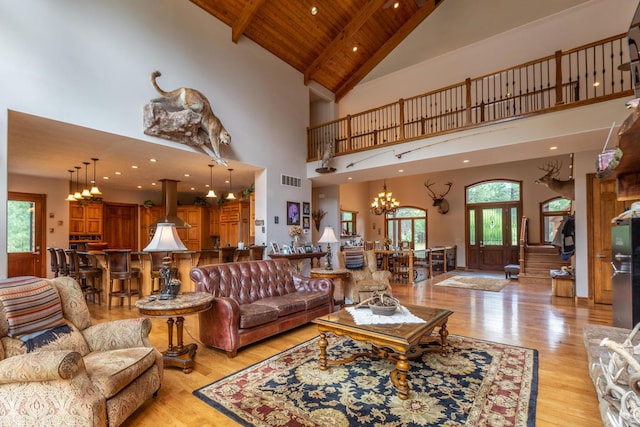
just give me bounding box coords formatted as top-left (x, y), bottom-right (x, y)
top-left (535, 161), bottom-right (575, 200)
top-left (424, 180), bottom-right (452, 214)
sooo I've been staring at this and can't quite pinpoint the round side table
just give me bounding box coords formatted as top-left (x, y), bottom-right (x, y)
top-left (310, 268), bottom-right (350, 312)
top-left (135, 292), bottom-right (214, 373)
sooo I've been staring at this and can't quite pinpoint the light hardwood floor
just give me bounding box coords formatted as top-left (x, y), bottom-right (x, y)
top-left (91, 271), bottom-right (611, 427)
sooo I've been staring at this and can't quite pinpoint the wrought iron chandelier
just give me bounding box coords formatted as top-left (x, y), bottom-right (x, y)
top-left (370, 181), bottom-right (399, 215)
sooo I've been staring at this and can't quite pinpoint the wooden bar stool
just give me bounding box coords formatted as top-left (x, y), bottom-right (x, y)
top-left (65, 249), bottom-right (103, 304)
top-left (105, 249), bottom-right (141, 309)
top-left (55, 248), bottom-right (69, 276)
top-left (47, 247), bottom-right (59, 277)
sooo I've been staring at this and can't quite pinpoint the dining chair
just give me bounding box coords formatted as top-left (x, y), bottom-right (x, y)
top-left (65, 249), bottom-right (103, 304)
top-left (47, 247), bottom-right (59, 277)
top-left (104, 249), bottom-right (141, 309)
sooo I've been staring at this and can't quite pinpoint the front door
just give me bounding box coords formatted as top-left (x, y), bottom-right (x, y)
top-left (7, 192), bottom-right (46, 278)
top-left (467, 204), bottom-right (520, 270)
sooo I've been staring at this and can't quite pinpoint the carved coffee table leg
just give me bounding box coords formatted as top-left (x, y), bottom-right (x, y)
top-left (439, 322), bottom-right (449, 354)
top-left (318, 332), bottom-right (328, 370)
top-left (391, 354), bottom-right (410, 400)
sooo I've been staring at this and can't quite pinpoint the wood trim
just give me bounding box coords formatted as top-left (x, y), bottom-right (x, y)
top-left (586, 173), bottom-right (596, 305)
top-left (232, 0), bottom-right (267, 43)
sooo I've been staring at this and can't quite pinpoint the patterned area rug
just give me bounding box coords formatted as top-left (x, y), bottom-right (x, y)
top-left (434, 275), bottom-right (510, 292)
top-left (193, 334), bottom-right (538, 426)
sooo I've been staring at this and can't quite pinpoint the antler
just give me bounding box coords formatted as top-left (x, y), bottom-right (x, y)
top-left (538, 160), bottom-right (562, 176)
top-left (424, 180), bottom-right (437, 199)
top-left (440, 182), bottom-right (452, 198)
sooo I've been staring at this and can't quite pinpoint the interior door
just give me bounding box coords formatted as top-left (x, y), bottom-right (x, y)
top-left (589, 175), bottom-right (637, 304)
top-left (467, 204), bottom-right (520, 270)
top-left (7, 192), bottom-right (46, 278)
top-left (103, 203), bottom-right (138, 249)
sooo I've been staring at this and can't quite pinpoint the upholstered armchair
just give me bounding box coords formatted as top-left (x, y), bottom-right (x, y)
top-left (0, 276), bottom-right (163, 426)
top-left (337, 250), bottom-right (393, 303)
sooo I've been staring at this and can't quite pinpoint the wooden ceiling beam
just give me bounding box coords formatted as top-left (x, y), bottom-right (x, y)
top-left (232, 0), bottom-right (267, 43)
top-left (335, 0), bottom-right (444, 101)
top-left (304, 0), bottom-right (388, 85)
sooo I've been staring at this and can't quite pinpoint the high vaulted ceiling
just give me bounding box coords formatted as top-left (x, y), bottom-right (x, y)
top-left (190, 0), bottom-right (445, 101)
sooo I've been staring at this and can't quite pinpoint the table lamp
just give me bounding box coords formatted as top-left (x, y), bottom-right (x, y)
top-left (318, 226), bottom-right (339, 270)
top-left (144, 223), bottom-right (187, 300)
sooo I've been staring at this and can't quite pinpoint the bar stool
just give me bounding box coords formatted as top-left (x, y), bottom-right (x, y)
top-left (55, 248), bottom-right (69, 276)
top-left (65, 249), bottom-right (103, 304)
top-left (104, 249), bottom-right (141, 309)
top-left (47, 247), bottom-right (59, 277)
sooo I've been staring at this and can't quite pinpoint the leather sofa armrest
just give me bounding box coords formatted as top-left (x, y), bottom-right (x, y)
top-left (0, 350), bottom-right (84, 383)
top-left (82, 318), bottom-right (152, 351)
top-left (293, 274), bottom-right (333, 295)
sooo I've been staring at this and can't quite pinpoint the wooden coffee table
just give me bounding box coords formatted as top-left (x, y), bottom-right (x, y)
top-left (312, 304), bottom-right (453, 400)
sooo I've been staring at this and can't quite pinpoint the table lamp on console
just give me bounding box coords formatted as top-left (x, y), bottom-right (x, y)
top-left (318, 226), bottom-right (339, 270)
top-left (144, 222), bottom-right (187, 300)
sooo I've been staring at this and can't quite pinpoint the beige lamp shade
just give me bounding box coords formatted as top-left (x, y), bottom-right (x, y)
top-left (318, 227), bottom-right (339, 244)
top-left (144, 223), bottom-right (187, 252)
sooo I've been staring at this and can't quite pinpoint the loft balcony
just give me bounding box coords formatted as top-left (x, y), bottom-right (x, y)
top-left (307, 33), bottom-right (633, 163)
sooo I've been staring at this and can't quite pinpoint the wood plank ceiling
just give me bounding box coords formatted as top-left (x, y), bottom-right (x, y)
top-left (189, 0), bottom-right (445, 101)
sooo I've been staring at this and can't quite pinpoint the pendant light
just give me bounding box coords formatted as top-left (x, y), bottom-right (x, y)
top-left (226, 168), bottom-right (236, 200)
top-left (73, 166), bottom-right (83, 200)
top-left (90, 158), bottom-right (102, 195)
top-left (205, 164), bottom-right (217, 198)
top-left (81, 161), bottom-right (91, 198)
top-left (65, 169), bottom-right (76, 201)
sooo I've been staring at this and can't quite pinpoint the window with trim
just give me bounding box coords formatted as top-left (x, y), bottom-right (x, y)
top-left (340, 211), bottom-right (357, 236)
top-left (385, 207), bottom-right (427, 250)
top-left (540, 197), bottom-right (571, 243)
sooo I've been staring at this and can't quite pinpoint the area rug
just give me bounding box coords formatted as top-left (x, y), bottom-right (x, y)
top-left (193, 334), bottom-right (538, 426)
top-left (434, 275), bottom-right (510, 292)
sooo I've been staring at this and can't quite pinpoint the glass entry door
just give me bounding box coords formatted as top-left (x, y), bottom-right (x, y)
top-left (7, 192), bottom-right (46, 278)
top-left (467, 204), bottom-right (519, 270)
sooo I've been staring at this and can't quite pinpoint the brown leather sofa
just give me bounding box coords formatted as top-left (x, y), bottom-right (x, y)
top-left (190, 258), bottom-right (333, 357)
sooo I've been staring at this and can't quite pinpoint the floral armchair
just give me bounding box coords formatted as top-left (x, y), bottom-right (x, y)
top-left (337, 250), bottom-right (392, 303)
top-left (0, 276), bottom-right (163, 426)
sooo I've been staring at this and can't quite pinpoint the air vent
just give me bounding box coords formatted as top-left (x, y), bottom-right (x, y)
top-left (281, 174), bottom-right (302, 188)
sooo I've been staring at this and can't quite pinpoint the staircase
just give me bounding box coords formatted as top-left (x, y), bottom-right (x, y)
top-left (518, 245), bottom-right (571, 285)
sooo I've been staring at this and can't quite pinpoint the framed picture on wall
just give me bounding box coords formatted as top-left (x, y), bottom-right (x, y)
top-left (303, 202), bottom-right (310, 215)
top-left (303, 216), bottom-right (310, 230)
top-left (287, 201), bottom-right (300, 225)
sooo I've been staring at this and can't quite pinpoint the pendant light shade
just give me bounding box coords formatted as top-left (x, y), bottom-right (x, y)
top-left (206, 164), bottom-right (217, 198)
top-left (65, 169), bottom-right (76, 201)
top-left (81, 161), bottom-right (91, 198)
top-left (73, 166), bottom-right (83, 200)
top-left (226, 168), bottom-right (236, 200)
top-left (90, 158), bottom-right (102, 195)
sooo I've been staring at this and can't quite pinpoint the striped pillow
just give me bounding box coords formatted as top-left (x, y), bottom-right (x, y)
top-left (345, 251), bottom-right (365, 270)
top-left (0, 276), bottom-right (64, 338)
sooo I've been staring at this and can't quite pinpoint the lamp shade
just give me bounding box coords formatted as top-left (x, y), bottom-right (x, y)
top-left (318, 226), bottom-right (339, 244)
top-left (144, 223), bottom-right (187, 252)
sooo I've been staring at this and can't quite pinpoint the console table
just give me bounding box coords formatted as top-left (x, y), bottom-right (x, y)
top-left (269, 252), bottom-right (327, 274)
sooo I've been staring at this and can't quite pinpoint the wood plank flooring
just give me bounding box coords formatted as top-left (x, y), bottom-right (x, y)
top-left (91, 271), bottom-right (611, 427)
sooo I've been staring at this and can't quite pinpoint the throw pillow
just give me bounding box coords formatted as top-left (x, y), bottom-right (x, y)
top-left (0, 276), bottom-right (65, 338)
top-left (344, 251), bottom-right (365, 270)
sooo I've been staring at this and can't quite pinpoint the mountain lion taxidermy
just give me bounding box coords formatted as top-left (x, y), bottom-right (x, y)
top-left (150, 71), bottom-right (230, 165)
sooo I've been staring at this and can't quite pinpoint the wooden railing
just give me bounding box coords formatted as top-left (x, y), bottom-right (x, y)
top-left (307, 34), bottom-right (633, 161)
top-left (519, 216), bottom-right (529, 275)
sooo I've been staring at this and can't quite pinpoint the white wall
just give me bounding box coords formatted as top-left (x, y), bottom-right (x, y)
top-left (0, 0), bottom-right (312, 276)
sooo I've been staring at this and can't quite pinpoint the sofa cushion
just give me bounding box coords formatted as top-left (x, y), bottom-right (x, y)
top-left (83, 347), bottom-right (157, 399)
top-left (253, 295), bottom-right (306, 317)
top-left (344, 251), bottom-right (365, 270)
top-left (239, 304), bottom-right (279, 329)
top-left (0, 277), bottom-right (65, 338)
top-left (289, 290), bottom-right (330, 310)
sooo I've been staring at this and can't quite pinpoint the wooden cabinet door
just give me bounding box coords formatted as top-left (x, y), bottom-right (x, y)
top-left (103, 203), bottom-right (137, 249)
top-left (69, 204), bottom-right (85, 234)
top-left (85, 203), bottom-right (103, 234)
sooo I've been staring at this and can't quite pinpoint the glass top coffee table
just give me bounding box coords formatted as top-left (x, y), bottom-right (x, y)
top-left (312, 304), bottom-right (453, 400)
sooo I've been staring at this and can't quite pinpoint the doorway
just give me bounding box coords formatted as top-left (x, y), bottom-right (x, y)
top-left (7, 192), bottom-right (46, 278)
top-left (465, 180), bottom-right (522, 270)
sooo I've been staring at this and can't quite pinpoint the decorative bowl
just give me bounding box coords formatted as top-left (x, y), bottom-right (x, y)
top-left (368, 303), bottom-right (398, 316)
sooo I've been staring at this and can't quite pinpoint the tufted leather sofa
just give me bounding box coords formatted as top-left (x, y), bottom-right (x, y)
top-left (190, 259), bottom-right (333, 357)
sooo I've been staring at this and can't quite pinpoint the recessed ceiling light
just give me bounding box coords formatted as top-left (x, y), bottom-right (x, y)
top-left (310, 6), bottom-right (318, 16)
top-left (103, 176), bottom-right (109, 180)
top-left (394, 2), bottom-right (400, 9)
top-left (550, 146), bottom-right (558, 150)
top-left (463, 159), bottom-right (470, 163)
top-left (137, 185), bottom-right (142, 189)
top-left (593, 81), bottom-right (600, 87)
top-left (131, 165), bottom-right (138, 169)
top-left (184, 173), bottom-right (190, 177)
top-left (398, 169), bottom-right (404, 173)
top-left (151, 182), bottom-right (156, 186)
top-left (115, 171), bottom-right (122, 175)
top-left (348, 177), bottom-right (352, 180)
top-left (149, 158), bottom-right (157, 163)
top-left (352, 46), bottom-right (358, 52)
top-left (190, 187), bottom-right (195, 191)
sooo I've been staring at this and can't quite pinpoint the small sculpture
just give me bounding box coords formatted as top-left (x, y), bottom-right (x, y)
top-left (315, 140), bottom-right (336, 173)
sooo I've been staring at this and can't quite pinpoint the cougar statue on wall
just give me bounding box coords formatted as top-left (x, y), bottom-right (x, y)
top-left (145, 71), bottom-right (231, 166)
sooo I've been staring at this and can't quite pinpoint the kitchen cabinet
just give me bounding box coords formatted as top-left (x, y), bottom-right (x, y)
top-left (69, 201), bottom-right (103, 242)
top-left (176, 206), bottom-right (210, 251)
top-left (139, 206), bottom-right (164, 250)
top-left (219, 201), bottom-right (251, 247)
